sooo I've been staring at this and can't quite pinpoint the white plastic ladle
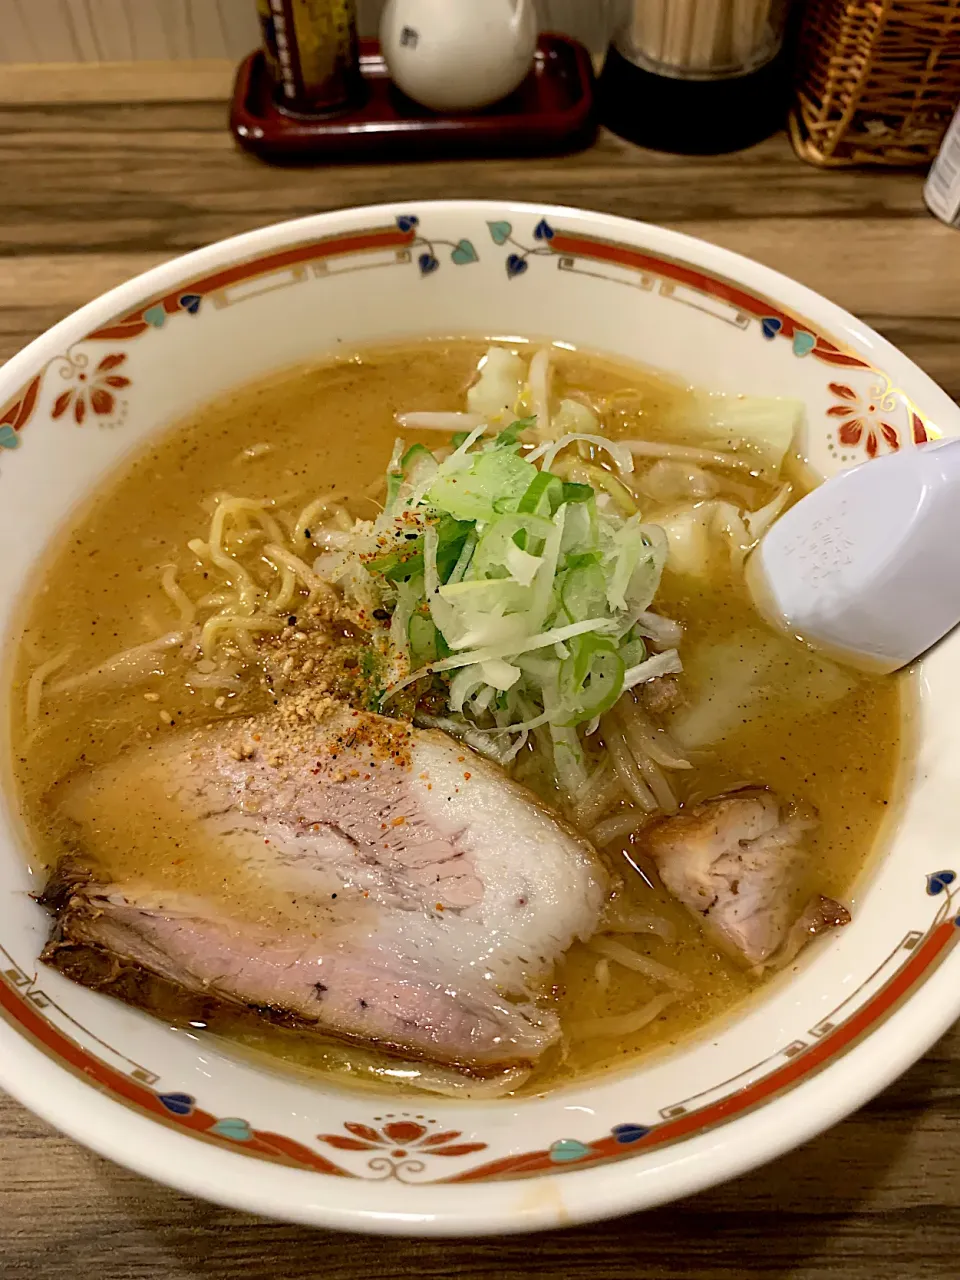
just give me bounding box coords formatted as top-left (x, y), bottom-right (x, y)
top-left (747, 437), bottom-right (960, 673)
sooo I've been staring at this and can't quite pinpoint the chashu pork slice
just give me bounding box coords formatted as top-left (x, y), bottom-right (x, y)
top-left (639, 789), bottom-right (850, 968)
top-left (40, 704), bottom-right (606, 1071)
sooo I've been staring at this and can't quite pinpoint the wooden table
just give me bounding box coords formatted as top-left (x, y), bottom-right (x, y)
top-left (3, 75), bottom-right (960, 1280)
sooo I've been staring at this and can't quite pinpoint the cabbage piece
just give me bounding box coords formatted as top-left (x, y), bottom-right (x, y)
top-left (552, 398), bottom-right (600, 437)
top-left (691, 393), bottom-right (804, 479)
top-left (467, 348), bottom-right (525, 420)
top-left (669, 628), bottom-right (856, 749)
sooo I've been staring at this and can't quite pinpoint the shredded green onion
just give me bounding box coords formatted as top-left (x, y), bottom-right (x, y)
top-left (339, 410), bottom-right (681, 786)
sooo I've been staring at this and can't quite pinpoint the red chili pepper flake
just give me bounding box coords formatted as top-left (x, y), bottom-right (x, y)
top-left (463, 771), bottom-right (471, 780)
top-left (435, 903), bottom-right (444, 911)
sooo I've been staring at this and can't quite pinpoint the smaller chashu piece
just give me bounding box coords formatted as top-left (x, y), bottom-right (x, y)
top-left (639, 789), bottom-right (850, 968)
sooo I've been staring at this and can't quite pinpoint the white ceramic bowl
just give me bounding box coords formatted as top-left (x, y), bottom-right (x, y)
top-left (1, 202), bottom-right (958, 1237)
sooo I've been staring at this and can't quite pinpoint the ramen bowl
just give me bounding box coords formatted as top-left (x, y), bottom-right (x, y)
top-left (1, 202), bottom-right (958, 1236)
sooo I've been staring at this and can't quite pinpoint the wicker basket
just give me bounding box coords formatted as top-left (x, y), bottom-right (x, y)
top-left (790, 0), bottom-right (960, 167)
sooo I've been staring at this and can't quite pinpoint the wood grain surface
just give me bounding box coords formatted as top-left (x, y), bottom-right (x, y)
top-left (2, 73), bottom-right (960, 1280)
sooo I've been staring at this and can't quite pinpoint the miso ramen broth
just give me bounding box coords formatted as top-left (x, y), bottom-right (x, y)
top-left (5, 340), bottom-right (905, 1097)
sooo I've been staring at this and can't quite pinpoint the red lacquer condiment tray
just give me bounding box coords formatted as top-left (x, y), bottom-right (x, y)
top-left (229, 36), bottom-right (596, 164)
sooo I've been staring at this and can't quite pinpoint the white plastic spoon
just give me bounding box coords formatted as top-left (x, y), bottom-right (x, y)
top-left (747, 437), bottom-right (960, 673)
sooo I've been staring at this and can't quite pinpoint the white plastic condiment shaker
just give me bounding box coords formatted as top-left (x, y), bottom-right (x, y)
top-left (747, 437), bottom-right (960, 673)
top-left (379, 0), bottom-right (538, 113)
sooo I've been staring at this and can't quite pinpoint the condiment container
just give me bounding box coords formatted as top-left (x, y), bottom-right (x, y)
top-left (599, 0), bottom-right (794, 154)
top-left (256, 0), bottom-right (361, 115)
top-left (379, 0), bottom-right (538, 114)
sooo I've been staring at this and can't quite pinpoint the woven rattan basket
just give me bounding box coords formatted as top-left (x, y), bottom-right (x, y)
top-left (790, 0), bottom-right (960, 167)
